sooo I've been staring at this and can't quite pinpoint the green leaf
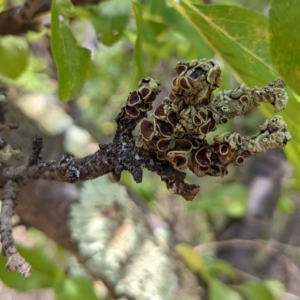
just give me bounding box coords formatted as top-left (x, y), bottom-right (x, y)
top-left (0, 245), bottom-right (62, 291)
top-left (276, 194), bottom-right (294, 214)
top-left (204, 259), bottom-right (237, 280)
top-left (130, 0), bottom-right (146, 86)
top-left (51, 0), bottom-right (91, 101)
top-left (175, 244), bottom-right (204, 273)
top-left (264, 280), bottom-right (285, 298)
top-left (55, 276), bottom-right (99, 300)
top-left (269, 0), bottom-right (300, 95)
top-left (150, 0), bottom-right (214, 59)
top-left (209, 280), bottom-right (243, 300)
top-left (188, 183), bottom-right (247, 217)
top-left (87, 0), bottom-right (130, 46)
top-left (0, 36), bottom-right (29, 79)
top-left (169, 0), bottom-right (300, 188)
top-left (239, 281), bottom-right (275, 300)
top-left (169, 1), bottom-right (275, 86)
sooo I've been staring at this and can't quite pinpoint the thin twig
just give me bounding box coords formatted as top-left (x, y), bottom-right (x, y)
top-left (0, 0), bottom-right (102, 35)
top-left (0, 180), bottom-right (31, 277)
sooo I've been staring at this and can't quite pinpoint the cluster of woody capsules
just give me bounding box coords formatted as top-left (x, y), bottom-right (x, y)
top-left (124, 59), bottom-right (291, 180)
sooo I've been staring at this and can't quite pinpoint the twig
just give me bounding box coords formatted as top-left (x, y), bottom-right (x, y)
top-left (28, 136), bottom-right (43, 166)
top-left (0, 180), bottom-right (31, 277)
top-left (0, 0), bottom-right (102, 35)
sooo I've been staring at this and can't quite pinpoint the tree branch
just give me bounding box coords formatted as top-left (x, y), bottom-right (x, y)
top-left (0, 59), bottom-right (291, 279)
top-left (0, 180), bottom-right (31, 276)
top-left (0, 0), bottom-right (102, 35)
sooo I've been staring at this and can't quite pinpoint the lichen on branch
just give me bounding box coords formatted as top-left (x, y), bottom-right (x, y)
top-left (0, 59), bottom-right (291, 277)
top-left (125, 59), bottom-right (290, 196)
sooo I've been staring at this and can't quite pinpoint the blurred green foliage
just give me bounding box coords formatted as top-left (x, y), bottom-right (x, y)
top-left (0, 244), bottom-right (100, 299)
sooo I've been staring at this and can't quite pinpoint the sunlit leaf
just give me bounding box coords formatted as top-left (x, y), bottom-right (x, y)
top-left (0, 36), bottom-right (29, 79)
top-left (238, 281), bottom-right (275, 300)
top-left (51, 0), bottom-right (91, 101)
top-left (55, 276), bottom-right (98, 300)
top-left (175, 244), bottom-right (204, 274)
top-left (269, 0), bottom-right (300, 95)
top-left (209, 280), bottom-right (243, 300)
top-left (264, 280), bottom-right (285, 298)
top-left (204, 259), bottom-right (237, 280)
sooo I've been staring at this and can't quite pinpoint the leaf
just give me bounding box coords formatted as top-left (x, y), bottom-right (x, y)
top-left (209, 280), bottom-right (243, 300)
top-left (0, 245), bottom-right (62, 291)
top-left (188, 183), bottom-right (247, 217)
top-left (269, 0), bottom-right (300, 95)
top-left (55, 276), bottom-right (99, 300)
top-left (238, 281), bottom-right (275, 300)
top-left (204, 259), bottom-right (237, 280)
top-left (276, 194), bottom-right (294, 214)
top-left (88, 0), bottom-right (130, 46)
top-left (169, 0), bottom-right (300, 187)
top-left (264, 280), bottom-right (285, 298)
top-left (51, 0), bottom-right (91, 101)
top-left (130, 0), bottom-right (146, 86)
top-left (0, 36), bottom-right (29, 79)
top-left (175, 244), bottom-right (204, 274)
top-left (149, 0), bottom-right (214, 59)
top-left (169, 1), bottom-right (275, 85)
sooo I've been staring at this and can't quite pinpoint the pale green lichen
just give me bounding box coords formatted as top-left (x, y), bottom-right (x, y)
top-left (133, 59), bottom-right (291, 178)
top-left (69, 176), bottom-right (198, 300)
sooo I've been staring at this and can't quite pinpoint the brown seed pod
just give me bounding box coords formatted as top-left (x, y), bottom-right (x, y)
top-left (200, 98), bottom-right (210, 106)
top-left (167, 110), bottom-right (177, 126)
top-left (208, 117), bottom-right (216, 132)
top-left (157, 138), bottom-right (171, 152)
top-left (157, 151), bottom-right (166, 160)
top-left (141, 88), bottom-right (156, 103)
top-left (212, 143), bottom-right (220, 153)
top-left (153, 104), bottom-right (166, 120)
top-left (176, 63), bottom-right (188, 75)
top-left (138, 102), bottom-right (151, 112)
top-left (172, 77), bottom-right (178, 89)
top-left (221, 117), bottom-right (228, 124)
top-left (235, 133), bottom-right (242, 145)
top-left (219, 144), bottom-right (229, 155)
top-left (127, 91), bottom-right (141, 107)
top-left (240, 95), bottom-right (248, 102)
top-left (199, 120), bottom-right (211, 135)
top-left (173, 154), bottom-right (188, 170)
top-left (125, 106), bottom-right (140, 118)
top-left (168, 92), bottom-right (176, 101)
top-left (173, 139), bottom-right (193, 152)
top-left (157, 120), bottom-right (174, 138)
top-left (140, 119), bottom-right (155, 141)
top-left (179, 77), bottom-right (192, 90)
top-left (235, 156), bottom-right (245, 166)
top-left (198, 109), bottom-right (208, 121)
top-left (195, 148), bottom-right (211, 167)
top-left (193, 115), bottom-right (202, 126)
top-left (222, 169), bottom-right (229, 176)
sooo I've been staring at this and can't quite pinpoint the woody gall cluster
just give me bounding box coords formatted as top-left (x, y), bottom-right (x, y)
top-left (123, 59), bottom-right (291, 180)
